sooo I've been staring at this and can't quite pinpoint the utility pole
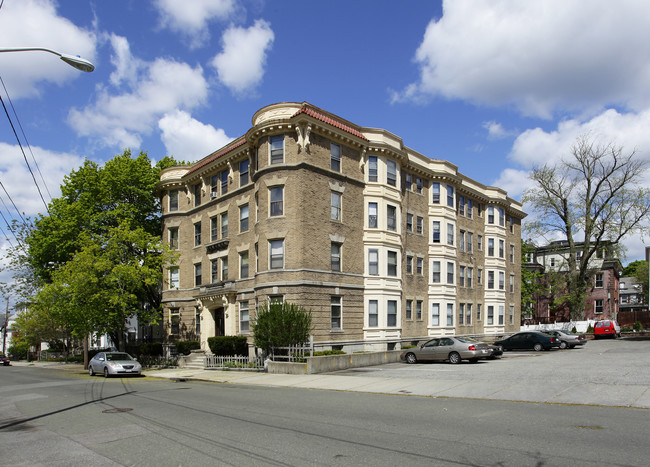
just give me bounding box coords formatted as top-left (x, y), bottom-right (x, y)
top-left (2, 297), bottom-right (9, 354)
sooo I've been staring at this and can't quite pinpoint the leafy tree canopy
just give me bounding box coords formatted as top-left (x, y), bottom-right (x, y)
top-left (252, 301), bottom-right (313, 354)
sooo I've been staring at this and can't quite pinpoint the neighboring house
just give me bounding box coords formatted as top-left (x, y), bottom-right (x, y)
top-left (523, 240), bottom-right (622, 323)
top-left (158, 102), bottom-right (526, 352)
top-left (618, 276), bottom-right (648, 327)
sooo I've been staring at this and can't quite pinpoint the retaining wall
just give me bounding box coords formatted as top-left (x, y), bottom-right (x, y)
top-left (267, 350), bottom-right (402, 375)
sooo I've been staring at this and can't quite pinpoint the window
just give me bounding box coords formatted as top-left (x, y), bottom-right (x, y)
top-left (211, 259), bottom-right (219, 283)
top-left (459, 230), bottom-right (465, 251)
top-left (368, 300), bottom-right (378, 327)
top-left (169, 227), bottom-right (178, 249)
top-left (368, 202), bottom-right (378, 228)
top-left (488, 271), bottom-right (495, 289)
top-left (499, 239), bottom-right (505, 258)
top-left (194, 263), bottom-right (202, 286)
top-left (487, 305), bottom-right (494, 325)
top-left (477, 203), bottom-right (483, 217)
top-left (331, 296), bottom-right (342, 329)
top-left (240, 159), bottom-right (249, 186)
top-left (459, 266), bottom-right (466, 287)
top-left (240, 251), bottom-right (249, 278)
top-left (498, 305), bottom-right (504, 325)
top-left (447, 185), bottom-right (454, 207)
top-left (416, 177), bottom-right (423, 194)
top-left (447, 303), bottom-right (453, 326)
top-left (331, 192), bottom-right (342, 221)
top-left (432, 261), bottom-right (441, 283)
top-left (466, 304), bottom-right (472, 325)
top-left (488, 238), bottom-right (495, 256)
top-left (432, 221), bottom-right (441, 243)
top-left (416, 216), bottom-right (423, 234)
top-left (416, 257), bottom-right (423, 275)
top-left (478, 268), bottom-right (483, 284)
top-left (499, 208), bottom-right (505, 226)
top-left (550, 258), bottom-right (556, 267)
top-left (509, 305), bottom-right (514, 325)
top-left (467, 199), bottom-right (473, 219)
top-left (195, 306), bottom-right (201, 334)
top-left (488, 206), bottom-right (495, 224)
top-left (467, 267), bottom-right (473, 288)
top-left (387, 205), bottom-right (397, 231)
top-left (406, 300), bottom-right (412, 320)
top-left (406, 213), bottom-right (413, 232)
top-left (510, 244), bottom-right (515, 263)
top-left (221, 256), bottom-right (228, 280)
top-left (368, 156), bottom-right (378, 182)
top-left (447, 262), bottom-right (454, 284)
top-left (595, 273), bottom-right (604, 288)
top-left (210, 217), bottom-right (218, 242)
top-left (595, 299), bottom-right (604, 314)
top-left (170, 308), bottom-right (179, 334)
top-left (270, 187), bottom-right (283, 216)
top-left (193, 183), bottom-right (201, 207)
top-left (509, 216), bottom-right (514, 233)
top-left (221, 212), bottom-right (228, 238)
top-left (270, 135), bottom-right (284, 164)
top-left (499, 271), bottom-right (505, 290)
top-left (405, 173), bottom-right (412, 191)
top-left (368, 249), bottom-right (379, 275)
top-left (240, 205), bottom-right (249, 232)
top-left (221, 169), bottom-right (228, 195)
top-left (211, 174), bottom-right (219, 197)
top-left (432, 182), bottom-right (440, 203)
top-left (477, 304), bottom-right (482, 321)
top-left (510, 275), bottom-right (515, 293)
top-left (387, 300), bottom-right (397, 326)
top-left (406, 255), bottom-right (413, 274)
top-left (255, 243), bottom-right (259, 272)
top-left (387, 251), bottom-right (398, 276)
top-left (239, 301), bottom-right (250, 332)
top-left (459, 303), bottom-right (465, 324)
top-left (169, 189), bottom-right (179, 211)
top-left (169, 267), bottom-right (179, 289)
top-left (269, 240), bottom-right (284, 269)
top-left (477, 235), bottom-right (483, 251)
top-left (459, 196), bottom-right (465, 216)
top-left (431, 303), bottom-right (440, 326)
top-left (447, 223), bottom-right (454, 245)
top-left (387, 160), bottom-right (397, 186)
top-left (467, 232), bottom-right (473, 253)
top-left (194, 222), bottom-right (201, 246)
top-left (331, 143), bottom-right (341, 172)
top-left (331, 243), bottom-right (341, 271)
top-left (416, 300), bottom-right (423, 319)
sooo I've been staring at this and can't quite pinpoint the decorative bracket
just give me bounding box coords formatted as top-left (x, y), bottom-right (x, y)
top-left (296, 123), bottom-right (312, 152)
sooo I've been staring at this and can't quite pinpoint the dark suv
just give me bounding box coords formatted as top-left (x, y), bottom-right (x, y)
top-left (495, 332), bottom-right (560, 351)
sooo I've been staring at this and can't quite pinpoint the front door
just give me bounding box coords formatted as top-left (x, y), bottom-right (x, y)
top-left (214, 307), bottom-right (225, 336)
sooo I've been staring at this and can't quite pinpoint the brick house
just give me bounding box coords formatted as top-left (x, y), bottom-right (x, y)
top-left (523, 241), bottom-right (622, 323)
top-left (158, 102), bottom-right (525, 352)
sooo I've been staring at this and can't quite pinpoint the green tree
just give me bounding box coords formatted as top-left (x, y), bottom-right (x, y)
top-left (623, 260), bottom-right (649, 303)
top-left (252, 301), bottom-right (313, 354)
top-left (523, 135), bottom-right (650, 320)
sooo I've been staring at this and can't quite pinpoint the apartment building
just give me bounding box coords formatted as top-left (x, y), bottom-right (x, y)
top-left (158, 102), bottom-right (525, 352)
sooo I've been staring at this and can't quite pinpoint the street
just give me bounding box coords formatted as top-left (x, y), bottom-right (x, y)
top-left (1, 362), bottom-right (648, 466)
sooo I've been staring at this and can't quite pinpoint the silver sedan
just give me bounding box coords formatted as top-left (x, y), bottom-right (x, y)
top-left (89, 352), bottom-right (142, 377)
top-left (400, 337), bottom-right (492, 364)
top-left (543, 330), bottom-right (587, 349)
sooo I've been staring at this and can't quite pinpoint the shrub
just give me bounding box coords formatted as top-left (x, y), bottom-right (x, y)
top-left (633, 321), bottom-right (643, 331)
top-left (175, 340), bottom-right (200, 355)
top-left (587, 324), bottom-right (594, 333)
top-left (313, 350), bottom-right (346, 356)
top-left (207, 336), bottom-right (248, 356)
top-left (571, 326), bottom-right (577, 334)
top-left (8, 341), bottom-right (30, 360)
top-left (252, 301), bottom-right (313, 353)
top-left (140, 342), bottom-right (163, 356)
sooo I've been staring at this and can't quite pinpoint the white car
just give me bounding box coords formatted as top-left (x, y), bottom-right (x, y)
top-left (89, 352), bottom-right (142, 377)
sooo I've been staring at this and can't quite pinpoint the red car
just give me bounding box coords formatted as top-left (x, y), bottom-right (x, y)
top-left (0, 354), bottom-right (10, 366)
top-left (594, 320), bottom-right (621, 339)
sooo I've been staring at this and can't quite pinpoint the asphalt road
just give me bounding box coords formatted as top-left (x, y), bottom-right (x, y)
top-left (1, 362), bottom-right (649, 466)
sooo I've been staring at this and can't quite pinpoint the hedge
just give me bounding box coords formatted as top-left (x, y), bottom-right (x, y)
top-left (175, 340), bottom-right (201, 355)
top-left (207, 336), bottom-right (248, 356)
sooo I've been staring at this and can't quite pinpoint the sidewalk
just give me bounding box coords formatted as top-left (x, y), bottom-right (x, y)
top-left (12, 360), bottom-right (650, 409)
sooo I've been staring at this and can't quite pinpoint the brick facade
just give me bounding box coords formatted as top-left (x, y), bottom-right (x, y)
top-left (158, 102), bottom-right (526, 352)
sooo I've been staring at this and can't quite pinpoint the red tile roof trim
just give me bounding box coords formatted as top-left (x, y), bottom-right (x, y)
top-left (293, 106), bottom-right (368, 141)
top-left (186, 138), bottom-right (247, 176)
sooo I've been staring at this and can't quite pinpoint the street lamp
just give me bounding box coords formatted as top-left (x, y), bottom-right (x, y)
top-left (0, 47), bottom-right (94, 72)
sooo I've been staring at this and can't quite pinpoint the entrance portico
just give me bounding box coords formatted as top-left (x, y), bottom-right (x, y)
top-left (196, 284), bottom-right (237, 351)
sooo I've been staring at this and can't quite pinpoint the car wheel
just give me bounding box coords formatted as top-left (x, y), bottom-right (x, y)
top-left (533, 343), bottom-right (543, 352)
top-left (448, 352), bottom-right (461, 364)
top-left (405, 352), bottom-right (417, 364)
top-left (559, 341), bottom-right (567, 349)
top-left (89, 366), bottom-right (95, 376)
top-left (103, 367), bottom-right (109, 378)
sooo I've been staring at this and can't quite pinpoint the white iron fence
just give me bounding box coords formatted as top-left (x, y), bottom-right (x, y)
top-left (204, 354), bottom-right (265, 370)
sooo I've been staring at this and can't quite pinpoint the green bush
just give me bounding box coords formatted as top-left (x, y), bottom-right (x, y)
top-left (175, 340), bottom-right (200, 355)
top-left (313, 350), bottom-right (346, 356)
top-left (571, 326), bottom-right (577, 334)
top-left (252, 301), bottom-right (313, 353)
top-left (587, 324), bottom-right (594, 333)
top-left (207, 336), bottom-right (248, 356)
top-left (140, 342), bottom-right (163, 356)
top-left (8, 341), bottom-right (30, 360)
top-left (633, 321), bottom-right (643, 331)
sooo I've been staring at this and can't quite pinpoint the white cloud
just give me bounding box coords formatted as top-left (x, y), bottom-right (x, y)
top-left (211, 20), bottom-right (274, 95)
top-left (483, 121), bottom-right (515, 140)
top-left (491, 168), bottom-right (533, 199)
top-left (397, 0), bottom-right (650, 118)
top-left (0, 0), bottom-right (96, 99)
top-left (154, 0), bottom-right (236, 48)
top-left (159, 110), bottom-right (233, 161)
top-left (68, 37), bottom-right (209, 149)
top-left (108, 34), bottom-right (141, 87)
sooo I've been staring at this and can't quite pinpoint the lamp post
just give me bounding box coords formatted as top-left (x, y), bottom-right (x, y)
top-left (0, 47), bottom-right (94, 72)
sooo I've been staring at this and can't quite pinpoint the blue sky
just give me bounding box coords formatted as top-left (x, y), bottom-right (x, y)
top-left (1, 0), bottom-right (650, 289)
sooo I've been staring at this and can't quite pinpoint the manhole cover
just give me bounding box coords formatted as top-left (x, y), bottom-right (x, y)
top-left (102, 408), bottom-right (133, 414)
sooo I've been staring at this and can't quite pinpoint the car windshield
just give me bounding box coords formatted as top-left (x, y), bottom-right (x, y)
top-left (106, 353), bottom-right (132, 361)
top-left (455, 337), bottom-right (478, 343)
